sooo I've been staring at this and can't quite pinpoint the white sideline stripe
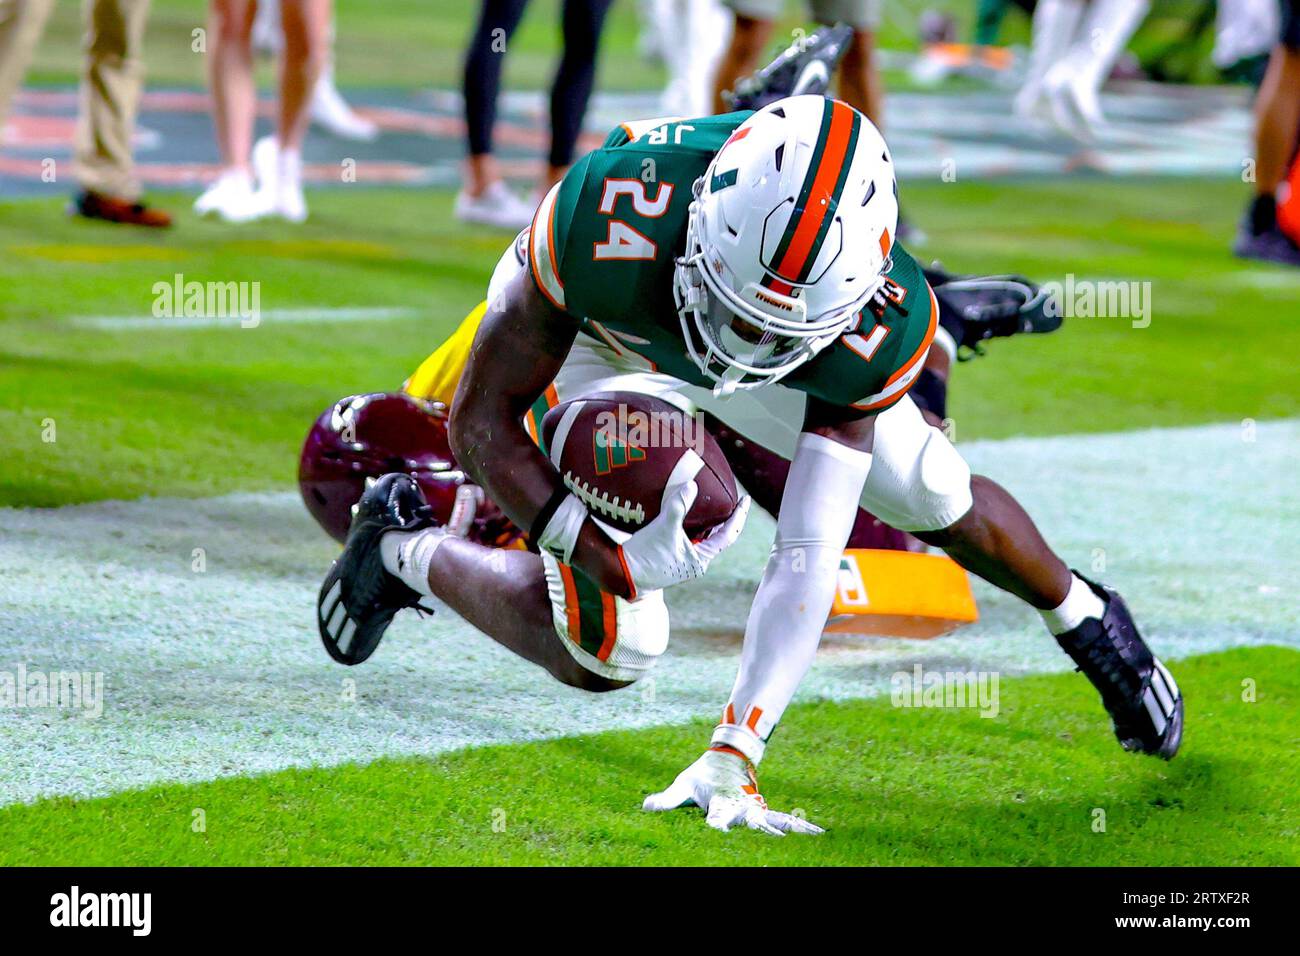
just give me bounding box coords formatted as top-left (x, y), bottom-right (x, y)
top-left (0, 419), bottom-right (1296, 807)
top-left (1226, 271), bottom-right (1300, 290)
top-left (70, 307), bottom-right (422, 330)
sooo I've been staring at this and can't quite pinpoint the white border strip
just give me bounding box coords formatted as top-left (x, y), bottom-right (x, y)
top-left (70, 307), bottom-right (422, 331)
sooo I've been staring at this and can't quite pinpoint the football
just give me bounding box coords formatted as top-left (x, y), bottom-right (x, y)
top-left (540, 391), bottom-right (739, 537)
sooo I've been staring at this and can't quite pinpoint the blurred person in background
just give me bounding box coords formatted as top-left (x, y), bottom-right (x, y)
top-left (639, 0), bottom-right (732, 117)
top-left (1235, 0), bottom-right (1300, 266)
top-left (1212, 0), bottom-right (1278, 84)
top-left (973, 0), bottom-right (1035, 47)
top-left (1227, 0), bottom-right (1300, 265)
top-left (1013, 0), bottom-right (1150, 141)
top-left (193, 0), bottom-right (331, 223)
top-left (711, 1), bottom-right (884, 129)
top-left (251, 0), bottom-right (377, 141)
top-left (0, 0), bottom-right (170, 226)
top-left (458, 0), bottom-right (614, 230)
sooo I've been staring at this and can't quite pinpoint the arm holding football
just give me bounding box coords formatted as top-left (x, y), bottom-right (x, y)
top-left (449, 267), bottom-right (632, 597)
top-left (710, 411), bottom-right (875, 763)
top-left (617, 454), bottom-right (752, 599)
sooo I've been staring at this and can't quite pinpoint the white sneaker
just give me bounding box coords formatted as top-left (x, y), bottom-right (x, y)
top-left (194, 169), bottom-right (269, 223)
top-left (1044, 73), bottom-right (1100, 143)
top-left (311, 70), bottom-right (378, 142)
top-left (454, 180), bottom-right (535, 230)
top-left (1012, 82), bottom-right (1050, 124)
top-left (252, 135), bottom-right (308, 223)
top-left (251, 135), bottom-right (278, 191)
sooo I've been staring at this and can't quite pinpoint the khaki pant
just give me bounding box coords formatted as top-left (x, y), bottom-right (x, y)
top-left (0, 0), bottom-right (151, 198)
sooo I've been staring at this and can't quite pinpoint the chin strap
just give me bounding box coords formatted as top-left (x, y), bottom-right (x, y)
top-left (713, 367), bottom-right (743, 398)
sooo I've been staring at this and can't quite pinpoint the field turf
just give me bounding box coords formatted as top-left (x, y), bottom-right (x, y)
top-left (3, 177), bottom-right (1298, 509)
top-left (2, 170), bottom-right (1298, 865)
top-left (0, 647), bottom-right (1294, 866)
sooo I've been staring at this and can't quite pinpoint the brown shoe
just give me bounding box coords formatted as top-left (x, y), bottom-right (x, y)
top-left (69, 190), bottom-right (172, 228)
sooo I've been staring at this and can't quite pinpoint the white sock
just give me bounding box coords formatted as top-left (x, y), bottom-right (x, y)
top-left (379, 527), bottom-right (447, 598)
top-left (1041, 573), bottom-right (1107, 635)
top-left (1021, 0), bottom-right (1086, 95)
top-left (278, 147), bottom-right (302, 184)
top-left (1066, 0), bottom-right (1150, 92)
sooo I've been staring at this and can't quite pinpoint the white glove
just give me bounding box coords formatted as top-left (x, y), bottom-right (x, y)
top-left (617, 472), bottom-right (750, 599)
top-left (642, 749), bottom-right (824, 836)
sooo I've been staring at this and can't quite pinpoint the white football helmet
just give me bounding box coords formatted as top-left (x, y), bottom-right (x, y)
top-left (674, 95), bottom-right (899, 394)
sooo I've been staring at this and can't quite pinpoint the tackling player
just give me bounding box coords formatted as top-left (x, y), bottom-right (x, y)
top-left (316, 95), bottom-right (1183, 836)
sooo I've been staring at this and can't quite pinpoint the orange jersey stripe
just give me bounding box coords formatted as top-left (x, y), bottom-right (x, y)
top-left (849, 283), bottom-right (939, 412)
top-left (883, 283), bottom-right (938, 389)
top-left (596, 591), bottom-right (618, 662)
top-left (529, 190), bottom-right (566, 310)
top-left (557, 563), bottom-right (583, 646)
top-left (525, 383), bottom-right (559, 443)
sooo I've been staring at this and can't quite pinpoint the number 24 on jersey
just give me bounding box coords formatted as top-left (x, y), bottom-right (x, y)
top-left (593, 178), bottom-right (675, 261)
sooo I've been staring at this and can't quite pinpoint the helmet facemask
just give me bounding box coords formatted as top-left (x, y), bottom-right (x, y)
top-left (674, 189), bottom-right (875, 396)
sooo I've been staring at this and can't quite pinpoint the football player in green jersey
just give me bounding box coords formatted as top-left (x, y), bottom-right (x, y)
top-left (318, 95), bottom-right (1183, 836)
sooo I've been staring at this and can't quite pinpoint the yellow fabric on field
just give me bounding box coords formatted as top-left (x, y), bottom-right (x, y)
top-left (402, 300), bottom-right (487, 407)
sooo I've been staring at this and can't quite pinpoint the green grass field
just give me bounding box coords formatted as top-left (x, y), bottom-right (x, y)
top-left (1, 647), bottom-right (1294, 866)
top-left (3, 177), bottom-right (1297, 508)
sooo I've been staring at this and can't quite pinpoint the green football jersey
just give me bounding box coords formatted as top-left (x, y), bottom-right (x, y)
top-left (527, 112), bottom-right (936, 413)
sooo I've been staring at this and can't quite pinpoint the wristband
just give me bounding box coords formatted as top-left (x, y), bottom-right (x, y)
top-left (534, 491), bottom-right (587, 566)
top-left (711, 723), bottom-right (766, 765)
top-left (530, 485), bottom-right (572, 542)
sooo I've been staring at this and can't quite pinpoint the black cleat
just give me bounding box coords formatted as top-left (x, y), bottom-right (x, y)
top-left (725, 23), bottom-right (854, 111)
top-left (927, 269), bottom-right (1062, 360)
top-left (317, 473), bottom-right (435, 665)
top-left (1054, 573), bottom-right (1183, 759)
top-left (1232, 221), bottom-right (1300, 267)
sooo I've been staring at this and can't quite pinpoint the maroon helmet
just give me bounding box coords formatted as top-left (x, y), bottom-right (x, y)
top-left (298, 392), bottom-right (522, 547)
